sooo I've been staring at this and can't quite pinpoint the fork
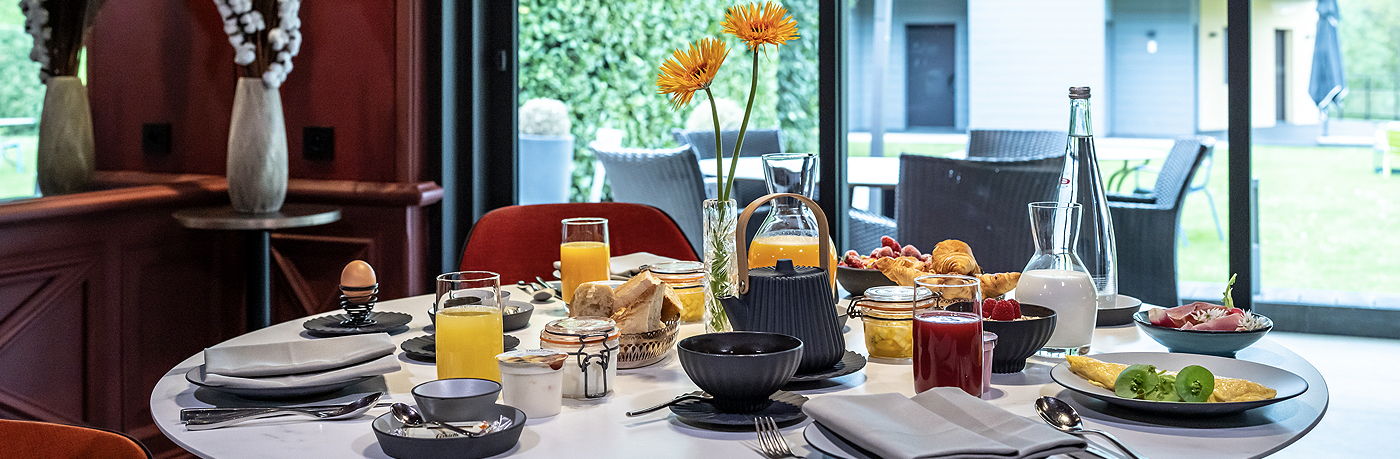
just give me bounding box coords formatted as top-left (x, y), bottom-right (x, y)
top-left (754, 416), bottom-right (802, 458)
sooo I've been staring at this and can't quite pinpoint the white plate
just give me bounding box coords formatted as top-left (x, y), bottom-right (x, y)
top-left (1049, 352), bottom-right (1308, 416)
top-left (803, 422), bottom-right (879, 459)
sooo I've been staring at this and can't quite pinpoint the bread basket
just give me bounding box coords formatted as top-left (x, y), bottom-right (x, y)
top-left (617, 320), bottom-right (679, 369)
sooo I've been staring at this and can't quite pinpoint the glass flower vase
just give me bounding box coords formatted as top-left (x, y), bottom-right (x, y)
top-left (702, 199), bottom-right (737, 332)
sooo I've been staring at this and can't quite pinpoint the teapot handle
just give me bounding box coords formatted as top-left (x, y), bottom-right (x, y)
top-left (734, 192), bottom-right (830, 294)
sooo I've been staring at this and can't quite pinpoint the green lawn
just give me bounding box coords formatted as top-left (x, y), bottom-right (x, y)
top-left (0, 134), bottom-right (37, 200)
top-left (847, 140), bottom-right (1400, 294)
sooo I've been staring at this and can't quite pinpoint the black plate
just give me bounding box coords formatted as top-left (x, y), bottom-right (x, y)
top-left (185, 365), bottom-right (374, 400)
top-left (789, 350), bottom-right (866, 382)
top-left (669, 390), bottom-right (808, 430)
top-left (401, 334), bottom-right (521, 362)
top-left (303, 312), bottom-right (413, 336)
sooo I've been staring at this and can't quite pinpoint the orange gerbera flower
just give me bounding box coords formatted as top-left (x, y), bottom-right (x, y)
top-left (721, 2), bottom-right (800, 51)
top-left (656, 37), bottom-right (730, 111)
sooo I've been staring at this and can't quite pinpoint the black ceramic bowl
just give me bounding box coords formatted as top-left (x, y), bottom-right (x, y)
top-left (1095, 294), bottom-right (1142, 327)
top-left (967, 303), bottom-right (1057, 373)
top-left (411, 378), bottom-right (502, 422)
top-left (372, 404), bottom-right (525, 459)
top-left (677, 332), bottom-right (803, 413)
top-left (1133, 310), bottom-right (1272, 357)
top-left (836, 265), bottom-right (896, 296)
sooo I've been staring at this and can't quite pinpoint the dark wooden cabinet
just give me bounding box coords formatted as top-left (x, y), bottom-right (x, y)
top-left (0, 173), bottom-right (440, 458)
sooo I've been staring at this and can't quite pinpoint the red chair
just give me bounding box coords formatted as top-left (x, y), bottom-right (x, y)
top-left (0, 419), bottom-right (153, 459)
top-left (459, 203), bottom-right (700, 283)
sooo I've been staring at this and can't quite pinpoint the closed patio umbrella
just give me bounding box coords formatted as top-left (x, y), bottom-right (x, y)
top-left (1309, 0), bottom-right (1346, 134)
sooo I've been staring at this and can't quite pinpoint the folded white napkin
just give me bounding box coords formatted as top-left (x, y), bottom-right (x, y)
top-left (802, 388), bottom-right (1085, 459)
top-left (198, 354), bottom-right (401, 389)
top-left (204, 333), bottom-right (396, 377)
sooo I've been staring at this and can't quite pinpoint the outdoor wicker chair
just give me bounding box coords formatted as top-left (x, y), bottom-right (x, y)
top-left (847, 153), bottom-right (1064, 275)
top-left (591, 142), bottom-right (709, 253)
top-left (1108, 136), bottom-right (1215, 308)
top-left (966, 129), bottom-right (1066, 159)
top-left (672, 128), bottom-right (784, 207)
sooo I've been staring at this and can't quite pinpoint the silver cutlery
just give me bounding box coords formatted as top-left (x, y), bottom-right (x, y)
top-left (1035, 396), bottom-right (1146, 459)
top-left (754, 416), bottom-right (802, 458)
top-left (625, 393), bottom-right (711, 417)
top-left (183, 392), bottom-right (382, 430)
top-left (535, 277), bottom-right (563, 300)
top-left (390, 403), bottom-right (474, 436)
top-left (180, 401), bottom-right (391, 422)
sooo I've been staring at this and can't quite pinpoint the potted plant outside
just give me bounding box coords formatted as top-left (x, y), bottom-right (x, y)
top-left (518, 98), bottom-right (574, 204)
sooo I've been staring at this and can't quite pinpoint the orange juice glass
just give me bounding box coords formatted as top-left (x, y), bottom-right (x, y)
top-left (748, 234), bottom-right (838, 288)
top-left (435, 271), bottom-right (504, 381)
top-left (561, 218), bottom-right (610, 303)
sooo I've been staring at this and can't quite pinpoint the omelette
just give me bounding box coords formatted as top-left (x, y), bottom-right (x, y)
top-left (1066, 356), bottom-right (1277, 403)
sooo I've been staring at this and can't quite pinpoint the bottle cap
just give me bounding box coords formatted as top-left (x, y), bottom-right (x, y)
top-left (1069, 87), bottom-right (1091, 99)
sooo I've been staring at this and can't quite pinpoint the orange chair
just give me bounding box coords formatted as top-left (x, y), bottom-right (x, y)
top-left (459, 202), bottom-right (700, 283)
top-left (0, 419), bottom-right (152, 459)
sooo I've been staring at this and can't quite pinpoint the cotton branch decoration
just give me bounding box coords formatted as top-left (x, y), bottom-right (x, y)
top-left (19, 0), bottom-right (104, 83)
top-left (214, 0), bottom-right (301, 88)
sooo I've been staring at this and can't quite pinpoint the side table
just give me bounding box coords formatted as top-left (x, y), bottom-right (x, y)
top-left (173, 204), bottom-right (342, 330)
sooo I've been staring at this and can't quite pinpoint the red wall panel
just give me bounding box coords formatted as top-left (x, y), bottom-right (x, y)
top-left (88, 0), bottom-right (402, 183)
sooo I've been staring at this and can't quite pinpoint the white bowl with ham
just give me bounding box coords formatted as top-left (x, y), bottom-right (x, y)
top-left (1133, 302), bottom-right (1273, 357)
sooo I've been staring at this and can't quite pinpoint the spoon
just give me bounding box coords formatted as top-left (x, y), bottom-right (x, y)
top-left (535, 276), bottom-right (563, 300)
top-left (183, 392), bottom-right (383, 430)
top-left (390, 403), bottom-right (474, 436)
top-left (1035, 396), bottom-right (1147, 459)
top-left (518, 281), bottom-right (552, 301)
top-left (625, 393), bottom-right (711, 417)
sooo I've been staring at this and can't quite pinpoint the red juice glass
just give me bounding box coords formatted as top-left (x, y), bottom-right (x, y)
top-left (912, 275), bottom-right (983, 396)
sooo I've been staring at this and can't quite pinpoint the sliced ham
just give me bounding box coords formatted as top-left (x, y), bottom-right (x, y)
top-left (1191, 312), bottom-right (1245, 331)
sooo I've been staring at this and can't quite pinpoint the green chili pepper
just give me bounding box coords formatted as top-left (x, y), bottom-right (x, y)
top-left (1175, 365), bottom-right (1215, 403)
top-left (1114, 364), bottom-right (1159, 399)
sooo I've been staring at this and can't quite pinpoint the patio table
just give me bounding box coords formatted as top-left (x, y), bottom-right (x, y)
top-left (151, 286), bottom-right (1327, 458)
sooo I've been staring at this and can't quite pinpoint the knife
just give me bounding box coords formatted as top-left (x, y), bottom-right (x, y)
top-left (180, 402), bottom-right (392, 422)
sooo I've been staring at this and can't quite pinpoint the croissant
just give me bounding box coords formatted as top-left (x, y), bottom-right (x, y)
top-left (927, 239), bottom-right (981, 275)
top-left (977, 272), bottom-right (1021, 299)
top-left (872, 256), bottom-right (925, 286)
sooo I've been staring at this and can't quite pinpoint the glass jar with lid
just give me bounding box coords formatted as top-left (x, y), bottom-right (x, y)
top-left (648, 261), bottom-right (705, 323)
top-left (539, 317), bottom-right (619, 399)
top-left (848, 286), bottom-right (934, 360)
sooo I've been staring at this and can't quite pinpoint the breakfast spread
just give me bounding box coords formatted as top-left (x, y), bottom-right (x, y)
top-left (1067, 356), bottom-right (1277, 403)
top-left (568, 271), bottom-right (681, 334)
top-left (847, 237), bottom-right (1021, 298)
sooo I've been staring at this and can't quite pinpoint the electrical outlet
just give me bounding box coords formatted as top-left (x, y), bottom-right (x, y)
top-left (303, 126), bottom-right (335, 161)
top-left (142, 123), bottom-right (172, 156)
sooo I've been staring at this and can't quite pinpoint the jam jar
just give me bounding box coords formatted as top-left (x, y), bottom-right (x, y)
top-left (648, 261), bottom-right (706, 323)
top-left (539, 317), bottom-right (619, 399)
top-left (849, 286), bottom-right (934, 360)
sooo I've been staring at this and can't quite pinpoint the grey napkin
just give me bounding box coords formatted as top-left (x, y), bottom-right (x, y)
top-left (204, 333), bottom-right (396, 377)
top-left (803, 388), bottom-right (1084, 459)
top-left (198, 354), bottom-right (401, 389)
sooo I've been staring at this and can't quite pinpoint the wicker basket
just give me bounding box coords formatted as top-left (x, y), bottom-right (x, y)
top-left (617, 320), bottom-right (679, 369)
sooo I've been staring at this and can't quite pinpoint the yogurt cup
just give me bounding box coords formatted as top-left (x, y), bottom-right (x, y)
top-left (496, 349), bottom-right (568, 418)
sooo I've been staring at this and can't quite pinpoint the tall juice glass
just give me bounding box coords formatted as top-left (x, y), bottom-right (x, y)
top-left (436, 271), bottom-right (503, 381)
top-left (560, 217), bottom-right (610, 303)
top-left (912, 275), bottom-right (983, 396)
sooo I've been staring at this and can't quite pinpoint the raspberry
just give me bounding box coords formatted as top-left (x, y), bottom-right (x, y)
top-left (981, 298), bottom-right (998, 319)
top-left (1005, 299), bottom-right (1022, 319)
top-left (989, 299), bottom-right (1019, 321)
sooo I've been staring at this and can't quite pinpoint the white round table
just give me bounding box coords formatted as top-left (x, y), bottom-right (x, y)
top-left (151, 288), bottom-right (1328, 458)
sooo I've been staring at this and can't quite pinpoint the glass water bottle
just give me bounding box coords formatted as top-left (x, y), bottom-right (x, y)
top-left (1055, 87), bottom-right (1118, 311)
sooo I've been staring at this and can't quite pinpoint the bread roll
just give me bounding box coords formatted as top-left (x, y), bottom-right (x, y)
top-left (611, 272), bottom-right (665, 334)
top-left (569, 282), bottom-right (615, 318)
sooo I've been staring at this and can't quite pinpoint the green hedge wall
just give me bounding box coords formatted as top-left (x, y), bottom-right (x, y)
top-left (518, 0), bottom-right (818, 201)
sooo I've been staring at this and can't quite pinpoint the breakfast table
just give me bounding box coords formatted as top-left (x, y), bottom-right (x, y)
top-left (151, 285), bottom-right (1328, 459)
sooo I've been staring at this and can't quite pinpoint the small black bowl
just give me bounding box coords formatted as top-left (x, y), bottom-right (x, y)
top-left (677, 332), bottom-right (803, 413)
top-left (836, 265), bottom-right (897, 296)
top-left (372, 404), bottom-right (525, 459)
top-left (501, 301), bottom-right (534, 332)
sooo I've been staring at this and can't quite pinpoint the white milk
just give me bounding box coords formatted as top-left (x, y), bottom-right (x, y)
top-left (1017, 269), bottom-right (1097, 353)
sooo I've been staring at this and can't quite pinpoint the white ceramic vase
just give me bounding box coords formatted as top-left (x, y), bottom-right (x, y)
top-left (36, 76), bottom-right (95, 196)
top-left (227, 77), bottom-right (288, 214)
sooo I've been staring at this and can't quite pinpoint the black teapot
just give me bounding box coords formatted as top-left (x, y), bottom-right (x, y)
top-left (719, 193), bottom-right (846, 374)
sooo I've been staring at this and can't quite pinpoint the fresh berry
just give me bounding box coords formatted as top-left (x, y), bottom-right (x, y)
top-left (870, 246), bottom-right (896, 259)
top-left (1005, 299), bottom-right (1022, 319)
top-left (989, 299), bottom-right (1019, 321)
top-left (981, 298), bottom-right (998, 319)
top-left (880, 236), bottom-right (901, 255)
top-left (900, 244), bottom-right (922, 258)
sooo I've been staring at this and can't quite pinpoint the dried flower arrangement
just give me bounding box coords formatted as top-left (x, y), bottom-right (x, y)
top-left (213, 0), bottom-right (302, 88)
top-left (19, 0), bottom-right (105, 83)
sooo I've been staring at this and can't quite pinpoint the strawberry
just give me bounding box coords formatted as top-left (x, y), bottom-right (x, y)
top-left (880, 236), bottom-right (901, 255)
top-left (900, 244), bottom-right (922, 258)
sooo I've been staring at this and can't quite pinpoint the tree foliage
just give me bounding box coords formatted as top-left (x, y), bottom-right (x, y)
top-left (1339, 0), bottom-right (1400, 84)
top-left (518, 0), bottom-right (818, 201)
top-left (0, 8), bottom-right (44, 120)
